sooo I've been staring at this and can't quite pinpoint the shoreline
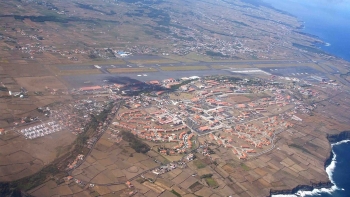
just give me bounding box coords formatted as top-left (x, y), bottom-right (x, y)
top-left (268, 131), bottom-right (350, 197)
top-left (265, 0), bottom-right (350, 62)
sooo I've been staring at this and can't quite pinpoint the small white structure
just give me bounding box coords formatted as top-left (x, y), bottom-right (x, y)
top-left (291, 115), bottom-right (302, 122)
top-left (189, 76), bottom-right (200, 80)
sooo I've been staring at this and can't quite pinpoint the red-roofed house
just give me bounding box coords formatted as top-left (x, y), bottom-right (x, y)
top-left (149, 80), bottom-right (160, 85)
top-left (198, 126), bottom-right (209, 132)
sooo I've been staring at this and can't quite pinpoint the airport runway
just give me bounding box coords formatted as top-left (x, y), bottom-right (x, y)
top-left (56, 59), bottom-right (312, 70)
top-left (57, 56), bottom-right (321, 88)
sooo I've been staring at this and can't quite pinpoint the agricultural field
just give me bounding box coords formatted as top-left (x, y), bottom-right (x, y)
top-left (0, 0), bottom-right (350, 196)
top-left (16, 75), bottom-right (350, 197)
top-left (70, 133), bottom-right (157, 185)
top-left (14, 76), bottom-right (68, 92)
top-left (193, 160), bottom-right (207, 169)
top-left (204, 177), bottom-right (218, 188)
top-left (0, 129), bottom-right (76, 182)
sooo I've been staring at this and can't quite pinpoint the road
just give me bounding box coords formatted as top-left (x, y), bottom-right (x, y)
top-left (66, 101), bottom-right (180, 186)
top-left (67, 101), bottom-right (122, 175)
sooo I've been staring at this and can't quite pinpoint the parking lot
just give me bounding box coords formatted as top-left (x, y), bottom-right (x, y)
top-left (19, 121), bottom-right (63, 139)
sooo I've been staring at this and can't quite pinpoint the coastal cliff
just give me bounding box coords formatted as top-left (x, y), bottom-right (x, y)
top-left (269, 181), bottom-right (333, 196)
top-left (326, 131), bottom-right (350, 144)
top-left (269, 131), bottom-right (350, 197)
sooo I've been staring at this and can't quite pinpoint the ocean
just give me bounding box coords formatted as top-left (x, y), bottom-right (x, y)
top-left (254, 1), bottom-right (350, 195)
top-left (229, 1), bottom-right (350, 195)
top-left (272, 140), bottom-right (350, 197)
top-left (262, 0), bottom-right (350, 62)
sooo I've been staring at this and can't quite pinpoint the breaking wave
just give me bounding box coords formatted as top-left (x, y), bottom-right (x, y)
top-left (331, 139), bottom-right (350, 146)
top-left (272, 140), bottom-right (350, 197)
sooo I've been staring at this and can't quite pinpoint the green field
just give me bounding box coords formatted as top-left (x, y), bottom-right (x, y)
top-left (240, 163), bottom-right (250, 171)
top-left (193, 159), bottom-right (206, 169)
top-left (205, 177), bottom-right (218, 187)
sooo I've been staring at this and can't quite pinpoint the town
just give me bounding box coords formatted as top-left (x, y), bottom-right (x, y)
top-left (0, 70), bottom-right (342, 192)
top-left (0, 0), bottom-right (341, 67)
top-left (1, 0), bottom-right (350, 196)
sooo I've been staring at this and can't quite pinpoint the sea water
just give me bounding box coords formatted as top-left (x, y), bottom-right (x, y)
top-left (262, 0), bottom-right (350, 62)
top-left (252, 1), bottom-right (350, 196)
top-left (272, 140), bottom-right (350, 197)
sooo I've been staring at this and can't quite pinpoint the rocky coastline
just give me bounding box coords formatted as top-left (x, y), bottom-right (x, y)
top-left (268, 130), bottom-right (350, 197)
top-left (269, 181), bottom-right (333, 196)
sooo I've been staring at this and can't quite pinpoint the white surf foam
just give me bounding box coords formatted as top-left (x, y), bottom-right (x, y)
top-left (331, 139), bottom-right (350, 146)
top-left (272, 140), bottom-right (350, 197)
top-left (326, 149), bottom-right (337, 185)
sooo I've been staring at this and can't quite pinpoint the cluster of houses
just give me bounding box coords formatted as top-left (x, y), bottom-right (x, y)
top-left (67, 154), bottom-right (84, 170)
top-left (109, 75), bottom-right (320, 160)
top-left (113, 108), bottom-right (195, 154)
top-left (206, 116), bottom-right (293, 160)
top-left (58, 74), bottom-right (328, 164)
top-left (152, 162), bottom-right (185, 175)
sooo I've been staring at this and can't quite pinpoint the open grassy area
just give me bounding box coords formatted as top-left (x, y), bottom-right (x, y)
top-left (15, 76), bottom-right (68, 91)
top-left (189, 181), bottom-right (204, 192)
top-left (169, 92), bottom-right (194, 100)
top-left (289, 143), bottom-right (314, 155)
top-left (107, 67), bottom-right (157, 73)
top-left (317, 63), bottom-right (340, 73)
top-left (57, 69), bottom-right (102, 75)
top-left (157, 154), bottom-right (171, 164)
top-left (128, 59), bottom-right (179, 64)
top-left (193, 159), bottom-right (206, 169)
top-left (253, 62), bottom-right (326, 72)
top-left (165, 55), bottom-right (198, 63)
top-left (171, 189), bottom-right (182, 197)
top-left (240, 163), bottom-right (250, 171)
top-left (211, 64), bottom-right (251, 69)
top-left (2, 103), bottom-right (117, 192)
top-left (184, 52), bottom-right (214, 62)
top-left (163, 155), bottom-right (183, 162)
top-left (182, 52), bottom-right (245, 62)
top-left (204, 177), bottom-right (218, 188)
top-left (292, 43), bottom-right (328, 55)
top-left (55, 59), bottom-right (126, 66)
top-left (160, 65), bottom-right (209, 71)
